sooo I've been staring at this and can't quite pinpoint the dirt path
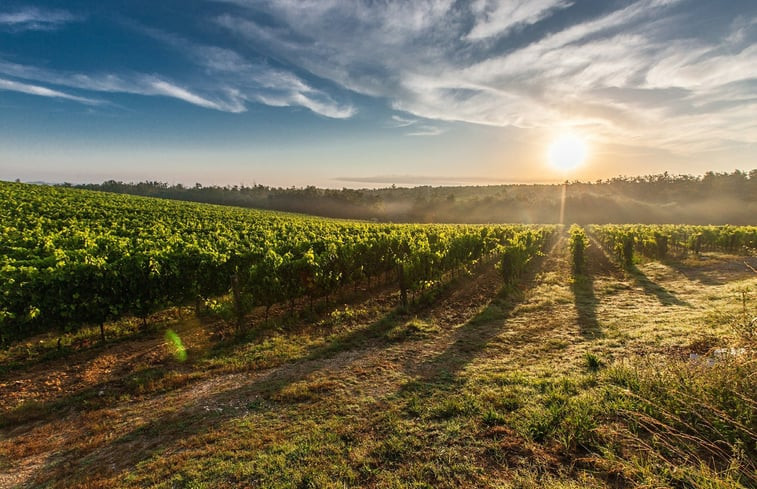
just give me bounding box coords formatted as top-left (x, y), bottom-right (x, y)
top-left (0, 319), bottom-right (206, 412)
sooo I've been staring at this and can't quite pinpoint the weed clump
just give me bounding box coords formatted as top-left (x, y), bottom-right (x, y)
top-left (583, 352), bottom-right (602, 371)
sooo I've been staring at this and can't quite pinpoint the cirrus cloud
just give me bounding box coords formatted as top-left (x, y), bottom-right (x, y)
top-left (0, 7), bottom-right (79, 31)
top-left (216, 0), bottom-right (757, 151)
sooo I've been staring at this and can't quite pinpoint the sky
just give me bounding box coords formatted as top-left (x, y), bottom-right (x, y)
top-left (0, 0), bottom-right (755, 187)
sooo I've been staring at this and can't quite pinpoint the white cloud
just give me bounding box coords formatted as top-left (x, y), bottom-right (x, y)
top-left (0, 16), bottom-right (356, 118)
top-left (124, 23), bottom-right (356, 118)
top-left (147, 79), bottom-right (246, 112)
top-left (390, 115), bottom-right (417, 127)
top-left (646, 44), bottom-right (757, 90)
top-left (255, 92), bottom-right (355, 118)
top-left (0, 59), bottom-right (246, 112)
top-left (0, 54), bottom-right (356, 117)
top-left (216, 0), bottom-right (756, 151)
top-left (465, 0), bottom-right (572, 41)
top-left (3, 0), bottom-right (754, 150)
top-left (0, 77), bottom-right (100, 105)
top-left (0, 7), bottom-right (78, 31)
top-left (406, 125), bottom-right (445, 137)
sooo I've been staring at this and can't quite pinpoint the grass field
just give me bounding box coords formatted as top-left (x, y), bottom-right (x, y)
top-left (1, 233), bottom-right (755, 489)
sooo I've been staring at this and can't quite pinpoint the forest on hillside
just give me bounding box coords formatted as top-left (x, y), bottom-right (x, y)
top-left (69, 170), bottom-right (757, 224)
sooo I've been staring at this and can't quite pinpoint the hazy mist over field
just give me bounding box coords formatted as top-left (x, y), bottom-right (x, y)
top-left (76, 171), bottom-right (757, 224)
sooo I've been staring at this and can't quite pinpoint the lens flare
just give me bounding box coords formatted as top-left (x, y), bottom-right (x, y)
top-left (165, 329), bottom-right (187, 361)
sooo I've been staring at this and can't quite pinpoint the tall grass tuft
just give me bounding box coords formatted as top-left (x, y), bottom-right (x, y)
top-left (603, 355), bottom-right (756, 488)
top-left (583, 352), bottom-right (602, 371)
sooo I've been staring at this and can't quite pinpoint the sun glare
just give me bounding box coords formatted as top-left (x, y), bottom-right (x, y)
top-left (548, 133), bottom-right (588, 172)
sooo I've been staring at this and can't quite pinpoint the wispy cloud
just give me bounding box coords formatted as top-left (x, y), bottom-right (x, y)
top-left (2, 0), bottom-right (755, 151)
top-left (465, 0), bottom-right (572, 41)
top-left (0, 59), bottom-right (245, 112)
top-left (0, 56), bottom-right (355, 117)
top-left (388, 114), bottom-right (444, 136)
top-left (390, 115), bottom-right (417, 128)
top-left (0, 16), bottom-right (356, 117)
top-left (147, 79), bottom-right (244, 112)
top-left (121, 22), bottom-right (356, 118)
top-left (0, 7), bottom-right (78, 31)
top-left (0, 77), bottom-right (100, 105)
top-left (406, 125), bottom-right (445, 137)
top-left (216, 0), bottom-right (757, 151)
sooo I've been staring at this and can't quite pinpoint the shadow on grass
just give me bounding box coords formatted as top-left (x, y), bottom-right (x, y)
top-left (663, 255), bottom-right (757, 286)
top-left (0, 363), bottom-right (202, 429)
top-left (568, 237), bottom-right (615, 340)
top-left (665, 262), bottom-right (723, 286)
top-left (586, 234), bottom-right (689, 308)
top-left (571, 274), bottom-right (602, 339)
top-left (408, 239), bottom-right (557, 387)
top-left (628, 265), bottom-right (690, 307)
top-left (1, 277), bottom-right (408, 427)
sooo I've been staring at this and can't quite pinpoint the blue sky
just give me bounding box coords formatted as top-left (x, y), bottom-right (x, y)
top-left (0, 0), bottom-right (755, 187)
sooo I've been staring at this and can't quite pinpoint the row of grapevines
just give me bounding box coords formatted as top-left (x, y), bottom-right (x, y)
top-left (589, 224), bottom-right (757, 264)
top-left (0, 182), bottom-right (552, 342)
top-left (498, 227), bottom-right (554, 285)
top-left (568, 225), bottom-right (589, 274)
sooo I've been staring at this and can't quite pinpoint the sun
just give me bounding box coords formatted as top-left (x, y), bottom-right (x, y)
top-left (547, 133), bottom-right (588, 172)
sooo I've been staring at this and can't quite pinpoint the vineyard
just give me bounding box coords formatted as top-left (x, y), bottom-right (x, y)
top-left (590, 224), bottom-right (757, 265)
top-left (0, 182), bottom-right (552, 343)
top-left (1, 182), bottom-right (755, 489)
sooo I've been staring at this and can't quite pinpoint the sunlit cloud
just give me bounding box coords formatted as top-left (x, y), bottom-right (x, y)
top-left (216, 0), bottom-right (757, 152)
top-left (1, 0), bottom-right (754, 184)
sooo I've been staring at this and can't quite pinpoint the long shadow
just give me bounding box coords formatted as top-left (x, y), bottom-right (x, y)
top-left (2, 278), bottom-right (412, 428)
top-left (571, 273), bottom-right (602, 339)
top-left (628, 264), bottom-right (690, 307)
top-left (663, 255), bottom-right (757, 286)
top-left (406, 238), bottom-right (557, 387)
top-left (0, 301), bottom-right (404, 428)
top-left (0, 365), bottom-right (178, 428)
top-left (570, 236), bottom-right (614, 340)
top-left (664, 260), bottom-right (723, 286)
top-left (586, 234), bottom-right (689, 307)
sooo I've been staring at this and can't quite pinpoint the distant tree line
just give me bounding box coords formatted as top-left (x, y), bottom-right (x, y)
top-left (67, 170), bottom-right (757, 224)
